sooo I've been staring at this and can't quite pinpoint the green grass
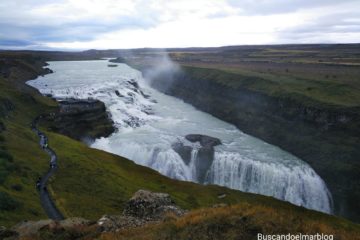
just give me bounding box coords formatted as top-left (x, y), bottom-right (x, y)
top-left (179, 64), bottom-right (360, 108)
top-left (126, 46), bottom-right (360, 108)
top-left (0, 55), bottom-right (359, 235)
top-left (104, 203), bottom-right (360, 240)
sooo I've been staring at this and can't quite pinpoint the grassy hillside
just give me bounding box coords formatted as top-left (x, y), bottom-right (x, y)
top-left (1, 52), bottom-right (359, 238)
top-left (1, 58), bottom-right (281, 226)
top-left (0, 56), bottom-right (58, 225)
top-left (103, 203), bottom-right (360, 240)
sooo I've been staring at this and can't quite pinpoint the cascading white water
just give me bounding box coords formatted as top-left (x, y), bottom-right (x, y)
top-left (27, 60), bottom-right (332, 214)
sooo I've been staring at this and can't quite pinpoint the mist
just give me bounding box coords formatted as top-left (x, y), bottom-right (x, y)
top-left (140, 51), bottom-right (182, 92)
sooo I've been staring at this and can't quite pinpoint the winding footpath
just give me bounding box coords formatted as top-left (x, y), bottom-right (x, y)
top-left (31, 116), bottom-right (64, 220)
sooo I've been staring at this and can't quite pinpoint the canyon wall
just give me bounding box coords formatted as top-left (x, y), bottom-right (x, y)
top-left (145, 66), bottom-right (360, 222)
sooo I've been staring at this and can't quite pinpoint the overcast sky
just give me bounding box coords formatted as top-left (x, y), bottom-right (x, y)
top-left (0, 0), bottom-right (359, 50)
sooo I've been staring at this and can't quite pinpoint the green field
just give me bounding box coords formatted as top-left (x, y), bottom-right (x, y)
top-left (123, 44), bottom-right (360, 109)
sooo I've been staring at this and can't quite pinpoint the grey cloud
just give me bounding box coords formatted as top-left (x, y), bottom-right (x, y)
top-left (288, 12), bottom-right (360, 33)
top-left (0, 0), bottom-right (164, 48)
top-left (276, 11), bottom-right (360, 42)
top-left (226, 0), bottom-right (358, 15)
top-left (0, 0), bottom-right (359, 49)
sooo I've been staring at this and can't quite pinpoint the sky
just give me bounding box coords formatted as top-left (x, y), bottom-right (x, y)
top-left (0, 0), bottom-right (359, 50)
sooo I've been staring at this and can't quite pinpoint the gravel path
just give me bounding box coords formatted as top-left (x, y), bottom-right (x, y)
top-left (32, 116), bottom-right (64, 220)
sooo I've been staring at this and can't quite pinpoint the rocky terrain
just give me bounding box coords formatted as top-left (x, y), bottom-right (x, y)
top-left (42, 99), bottom-right (115, 142)
top-left (1, 189), bottom-right (360, 240)
top-left (0, 190), bottom-right (186, 239)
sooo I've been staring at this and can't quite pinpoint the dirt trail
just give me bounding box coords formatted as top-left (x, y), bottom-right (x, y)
top-left (32, 116), bottom-right (64, 220)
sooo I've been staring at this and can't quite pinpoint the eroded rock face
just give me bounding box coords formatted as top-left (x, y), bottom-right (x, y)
top-left (171, 142), bottom-right (192, 165)
top-left (172, 135), bottom-right (222, 183)
top-left (185, 134), bottom-right (221, 147)
top-left (196, 146), bottom-right (215, 183)
top-left (44, 99), bottom-right (115, 142)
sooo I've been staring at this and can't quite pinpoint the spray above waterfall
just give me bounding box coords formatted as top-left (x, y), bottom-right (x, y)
top-left (135, 51), bottom-right (182, 92)
top-left (27, 60), bottom-right (333, 214)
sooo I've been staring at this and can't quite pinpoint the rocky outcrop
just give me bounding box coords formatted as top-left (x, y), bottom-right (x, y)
top-left (185, 134), bottom-right (221, 147)
top-left (172, 135), bottom-right (222, 183)
top-left (0, 58), bottom-right (52, 83)
top-left (8, 190), bottom-right (185, 238)
top-left (43, 99), bottom-right (115, 142)
top-left (145, 65), bottom-right (360, 222)
top-left (172, 142), bottom-right (192, 165)
top-left (98, 190), bottom-right (186, 232)
top-left (123, 189), bottom-right (185, 220)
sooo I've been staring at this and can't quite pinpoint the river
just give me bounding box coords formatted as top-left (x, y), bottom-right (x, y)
top-left (27, 60), bottom-right (332, 213)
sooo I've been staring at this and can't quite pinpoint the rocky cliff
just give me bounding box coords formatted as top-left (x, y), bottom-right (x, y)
top-left (172, 134), bottom-right (222, 183)
top-left (144, 66), bottom-right (360, 222)
top-left (41, 99), bottom-right (115, 142)
top-left (0, 56), bottom-right (115, 142)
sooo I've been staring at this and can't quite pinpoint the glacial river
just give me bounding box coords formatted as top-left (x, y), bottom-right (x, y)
top-left (27, 60), bottom-right (332, 213)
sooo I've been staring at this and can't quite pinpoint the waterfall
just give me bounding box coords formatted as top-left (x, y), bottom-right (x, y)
top-left (206, 151), bottom-right (332, 213)
top-left (27, 60), bottom-right (333, 214)
top-left (189, 148), bottom-right (199, 180)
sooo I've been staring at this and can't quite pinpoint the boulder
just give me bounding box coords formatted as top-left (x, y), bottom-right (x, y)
top-left (123, 190), bottom-right (186, 220)
top-left (185, 134), bottom-right (221, 147)
top-left (99, 190), bottom-right (186, 232)
top-left (97, 215), bottom-right (145, 232)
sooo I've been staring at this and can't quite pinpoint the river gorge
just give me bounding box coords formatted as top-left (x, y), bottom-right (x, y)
top-left (27, 60), bottom-right (332, 214)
